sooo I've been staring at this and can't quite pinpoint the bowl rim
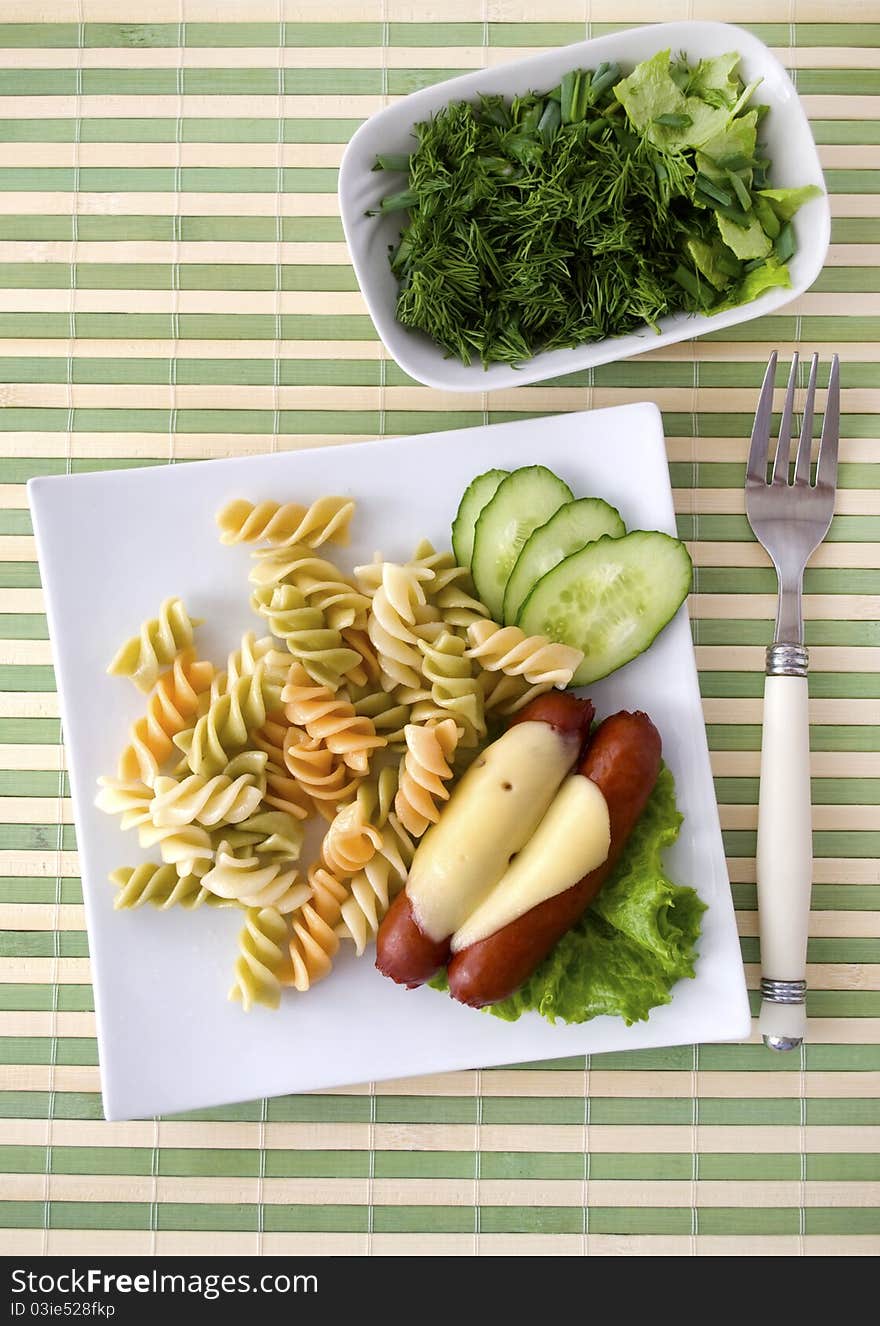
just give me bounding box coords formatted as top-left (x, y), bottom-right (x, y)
top-left (338, 19), bottom-right (831, 392)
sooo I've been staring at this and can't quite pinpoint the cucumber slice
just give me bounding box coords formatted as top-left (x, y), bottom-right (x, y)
top-left (518, 531), bottom-right (692, 686)
top-left (451, 469), bottom-right (508, 569)
top-left (502, 497), bottom-right (626, 625)
top-left (471, 466), bottom-right (573, 620)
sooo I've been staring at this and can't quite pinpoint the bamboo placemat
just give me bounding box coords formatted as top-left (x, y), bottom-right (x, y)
top-left (1, 0), bottom-right (878, 1257)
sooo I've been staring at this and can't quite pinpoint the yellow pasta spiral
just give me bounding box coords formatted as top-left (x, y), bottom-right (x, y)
top-left (203, 841), bottom-right (308, 912)
top-left (477, 670), bottom-right (542, 716)
top-left (174, 666), bottom-right (269, 777)
top-left (281, 663), bottom-right (384, 775)
top-left (395, 718), bottom-right (460, 837)
top-left (282, 726), bottom-right (360, 819)
top-left (360, 561), bottom-right (441, 690)
top-left (136, 820), bottom-right (214, 876)
top-left (150, 750), bottom-right (267, 828)
top-left (465, 619), bottom-right (584, 688)
top-left (117, 648), bottom-right (214, 784)
top-left (216, 495), bottom-right (354, 549)
top-left (110, 863), bottom-right (217, 911)
top-left (229, 907), bottom-right (291, 1011)
top-left (107, 597), bottom-right (201, 693)
top-left (284, 863), bottom-right (349, 992)
top-left (95, 777), bottom-right (154, 830)
top-left (251, 583), bottom-right (362, 689)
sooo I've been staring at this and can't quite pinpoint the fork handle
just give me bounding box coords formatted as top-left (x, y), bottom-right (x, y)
top-left (757, 648), bottom-right (812, 1051)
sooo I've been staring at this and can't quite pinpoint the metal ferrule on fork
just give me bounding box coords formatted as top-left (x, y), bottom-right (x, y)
top-left (766, 642), bottom-right (808, 677)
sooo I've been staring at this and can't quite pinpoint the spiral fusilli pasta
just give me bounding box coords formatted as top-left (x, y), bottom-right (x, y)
top-left (217, 809), bottom-right (304, 859)
top-left (416, 630), bottom-right (486, 747)
top-left (250, 548), bottom-right (369, 630)
top-left (175, 666), bottom-right (269, 777)
top-left (217, 495), bottom-right (354, 549)
top-left (284, 863), bottom-right (348, 992)
top-left (137, 820), bottom-right (214, 876)
top-left (150, 750), bottom-right (267, 828)
top-left (348, 686), bottom-right (410, 745)
top-left (110, 863), bottom-right (217, 910)
top-left (117, 648), bottom-right (213, 784)
top-left (360, 561), bottom-right (440, 690)
top-left (203, 842), bottom-right (308, 912)
top-left (95, 777), bottom-right (154, 830)
top-left (252, 715), bottom-right (312, 820)
top-left (465, 619), bottom-right (584, 689)
top-left (281, 663), bottom-right (384, 775)
top-left (251, 583), bottom-right (362, 689)
top-left (107, 597), bottom-right (201, 693)
top-left (282, 726), bottom-right (360, 818)
top-left (335, 768), bottom-right (414, 953)
top-left (477, 669), bottom-right (541, 715)
top-left (229, 906), bottom-right (291, 1011)
top-left (320, 786), bottom-right (384, 878)
top-left (341, 626), bottom-right (381, 687)
top-left (395, 718), bottom-right (460, 837)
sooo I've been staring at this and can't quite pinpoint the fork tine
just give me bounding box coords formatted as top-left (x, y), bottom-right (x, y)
top-left (747, 351), bottom-right (777, 485)
top-left (816, 353), bottom-right (840, 493)
top-left (771, 353), bottom-right (799, 484)
top-left (794, 352), bottom-right (819, 486)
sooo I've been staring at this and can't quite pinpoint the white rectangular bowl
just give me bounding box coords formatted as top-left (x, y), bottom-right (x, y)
top-left (29, 404), bottom-right (750, 1121)
top-left (339, 20), bottom-right (830, 391)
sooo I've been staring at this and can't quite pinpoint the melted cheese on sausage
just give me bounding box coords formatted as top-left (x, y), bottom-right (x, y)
top-left (407, 721), bottom-right (576, 943)
top-left (449, 775), bottom-right (610, 953)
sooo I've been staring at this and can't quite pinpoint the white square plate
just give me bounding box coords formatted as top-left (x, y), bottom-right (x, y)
top-left (29, 403), bottom-right (750, 1121)
top-left (339, 20), bottom-right (830, 391)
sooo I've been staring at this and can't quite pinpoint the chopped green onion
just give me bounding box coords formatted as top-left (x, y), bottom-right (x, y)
top-left (537, 99), bottom-right (561, 145)
top-left (696, 174), bottom-right (734, 207)
top-left (726, 168), bottom-right (753, 212)
top-left (775, 221), bottom-right (796, 263)
top-left (743, 258), bottom-right (766, 272)
top-left (519, 102), bottom-right (544, 135)
top-left (375, 189), bottom-right (420, 214)
top-left (585, 116), bottom-right (610, 139)
top-left (672, 264), bottom-right (711, 307)
top-left (588, 61), bottom-right (621, 101)
top-left (561, 69), bottom-right (591, 123)
top-left (372, 153), bottom-right (411, 173)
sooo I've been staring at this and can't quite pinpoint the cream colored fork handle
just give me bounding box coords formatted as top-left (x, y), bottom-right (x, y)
top-left (757, 674), bottom-right (812, 1048)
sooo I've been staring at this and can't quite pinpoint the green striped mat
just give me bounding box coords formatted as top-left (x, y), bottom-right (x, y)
top-left (0, 3), bottom-right (878, 1257)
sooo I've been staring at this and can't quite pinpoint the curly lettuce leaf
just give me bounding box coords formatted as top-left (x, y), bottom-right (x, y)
top-left (758, 184), bottom-right (823, 221)
top-left (429, 764), bottom-right (706, 1027)
top-left (714, 257), bottom-right (792, 312)
top-left (613, 49), bottom-right (730, 151)
top-left (695, 110), bottom-right (758, 181)
top-left (686, 237), bottom-right (737, 290)
top-left (716, 211), bottom-right (772, 261)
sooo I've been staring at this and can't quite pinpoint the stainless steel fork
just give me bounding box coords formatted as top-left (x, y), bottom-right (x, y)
top-left (745, 351), bottom-right (840, 1051)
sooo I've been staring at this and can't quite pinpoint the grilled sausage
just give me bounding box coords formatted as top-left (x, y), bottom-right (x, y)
top-left (375, 691), bottom-right (594, 989)
top-left (447, 710), bottom-right (661, 1007)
